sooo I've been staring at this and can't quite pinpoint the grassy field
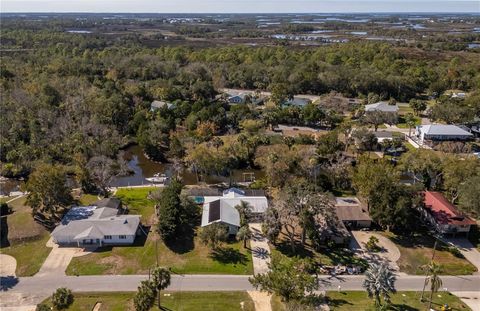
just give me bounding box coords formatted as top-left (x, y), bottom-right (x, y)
top-left (326, 291), bottom-right (471, 311)
top-left (383, 232), bottom-right (477, 275)
top-left (0, 196), bottom-right (52, 276)
top-left (40, 291), bottom-right (255, 311)
top-left (66, 187), bottom-right (253, 275)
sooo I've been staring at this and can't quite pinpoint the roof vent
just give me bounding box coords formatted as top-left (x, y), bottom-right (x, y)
top-left (124, 219), bottom-right (128, 224)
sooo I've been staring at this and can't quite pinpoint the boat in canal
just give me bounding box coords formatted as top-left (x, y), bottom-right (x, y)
top-left (145, 173), bottom-right (169, 184)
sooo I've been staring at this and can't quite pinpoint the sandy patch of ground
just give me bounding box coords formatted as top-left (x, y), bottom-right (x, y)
top-left (451, 291), bottom-right (480, 311)
top-left (247, 291), bottom-right (272, 311)
top-left (0, 254), bottom-right (17, 276)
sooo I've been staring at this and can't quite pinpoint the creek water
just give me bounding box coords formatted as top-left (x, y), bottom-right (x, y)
top-left (112, 145), bottom-right (265, 187)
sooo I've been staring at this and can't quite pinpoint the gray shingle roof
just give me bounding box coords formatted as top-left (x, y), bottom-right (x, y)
top-left (419, 124), bottom-right (473, 136)
top-left (365, 101), bottom-right (399, 113)
top-left (52, 206), bottom-right (140, 241)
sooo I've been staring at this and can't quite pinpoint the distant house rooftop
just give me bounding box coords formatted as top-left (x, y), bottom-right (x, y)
top-left (365, 101), bottom-right (399, 113)
top-left (282, 97), bottom-right (311, 108)
top-left (417, 124), bottom-right (473, 137)
top-left (423, 191), bottom-right (475, 226)
top-left (151, 100), bottom-right (173, 110)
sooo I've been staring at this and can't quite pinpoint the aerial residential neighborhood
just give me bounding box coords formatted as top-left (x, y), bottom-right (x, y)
top-left (0, 2), bottom-right (480, 311)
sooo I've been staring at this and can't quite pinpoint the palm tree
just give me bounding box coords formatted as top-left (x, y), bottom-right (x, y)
top-left (426, 261), bottom-right (443, 310)
top-left (404, 113), bottom-right (416, 137)
top-left (363, 262), bottom-right (397, 308)
top-left (235, 200), bottom-right (253, 227)
top-left (237, 225), bottom-right (252, 248)
top-left (134, 280), bottom-right (156, 311)
top-left (151, 266), bottom-right (171, 309)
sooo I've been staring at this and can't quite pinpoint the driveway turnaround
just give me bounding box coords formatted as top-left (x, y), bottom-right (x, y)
top-left (249, 223), bottom-right (271, 275)
top-left (0, 254), bottom-right (17, 276)
top-left (350, 231), bottom-right (401, 272)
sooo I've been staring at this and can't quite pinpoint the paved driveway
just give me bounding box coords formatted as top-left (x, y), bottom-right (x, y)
top-left (36, 238), bottom-right (91, 277)
top-left (443, 238), bottom-right (480, 273)
top-left (350, 231), bottom-right (401, 272)
top-left (249, 223), bottom-right (271, 275)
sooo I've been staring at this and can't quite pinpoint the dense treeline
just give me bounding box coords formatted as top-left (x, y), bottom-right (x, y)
top-left (1, 24), bottom-right (480, 178)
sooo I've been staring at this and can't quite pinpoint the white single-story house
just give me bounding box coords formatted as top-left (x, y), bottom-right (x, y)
top-left (51, 199), bottom-right (140, 247)
top-left (282, 97), bottom-right (311, 108)
top-left (372, 131), bottom-right (393, 143)
top-left (364, 101), bottom-right (399, 113)
top-left (200, 188), bottom-right (268, 234)
top-left (415, 124), bottom-right (473, 145)
top-left (151, 100), bottom-right (173, 111)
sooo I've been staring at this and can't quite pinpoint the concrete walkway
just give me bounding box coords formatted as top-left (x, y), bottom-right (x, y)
top-left (443, 238), bottom-right (480, 273)
top-left (350, 231), bottom-right (401, 272)
top-left (248, 223), bottom-right (271, 275)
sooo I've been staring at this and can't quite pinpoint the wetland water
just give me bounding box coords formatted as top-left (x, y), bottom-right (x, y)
top-left (112, 145), bottom-right (264, 187)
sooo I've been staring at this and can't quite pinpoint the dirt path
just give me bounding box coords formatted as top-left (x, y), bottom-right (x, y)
top-left (247, 291), bottom-right (272, 311)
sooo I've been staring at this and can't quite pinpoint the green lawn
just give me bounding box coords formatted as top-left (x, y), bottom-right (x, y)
top-left (0, 196), bottom-right (51, 276)
top-left (383, 232), bottom-right (477, 275)
top-left (115, 187), bottom-right (158, 223)
top-left (77, 194), bottom-right (99, 206)
top-left (326, 291), bottom-right (471, 311)
top-left (66, 187), bottom-right (253, 275)
top-left (40, 291), bottom-right (255, 311)
top-left (67, 233), bottom-right (253, 275)
top-left (271, 291), bottom-right (470, 311)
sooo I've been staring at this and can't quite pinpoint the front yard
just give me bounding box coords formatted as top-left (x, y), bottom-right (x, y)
top-left (271, 291), bottom-right (471, 311)
top-left (326, 291), bottom-right (471, 311)
top-left (66, 187), bottom-right (253, 275)
top-left (0, 196), bottom-right (51, 276)
top-left (40, 291), bottom-right (255, 311)
top-left (384, 232), bottom-right (477, 275)
top-left (271, 231), bottom-right (368, 271)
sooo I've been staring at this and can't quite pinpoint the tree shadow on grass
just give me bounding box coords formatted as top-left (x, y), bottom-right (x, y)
top-left (275, 240), bottom-right (314, 258)
top-left (164, 226), bottom-right (195, 255)
top-left (209, 247), bottom-right (248, 265)
top-left (325, 297), bottom-right (353, 309)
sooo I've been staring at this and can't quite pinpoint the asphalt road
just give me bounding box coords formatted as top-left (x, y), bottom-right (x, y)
top-left (2, 274), bottom-right (479, 295)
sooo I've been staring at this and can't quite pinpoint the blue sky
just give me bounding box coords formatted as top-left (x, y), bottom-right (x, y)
top-left (2, 0), bottom-right (479, 13)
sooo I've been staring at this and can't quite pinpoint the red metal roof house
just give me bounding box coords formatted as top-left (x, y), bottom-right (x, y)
top-left (421, 191), bottom-right (476, 236)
